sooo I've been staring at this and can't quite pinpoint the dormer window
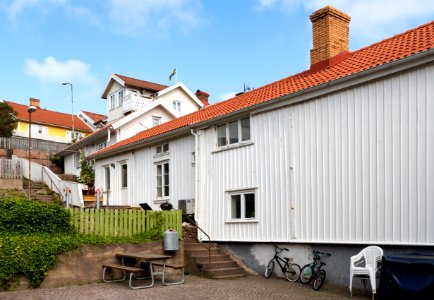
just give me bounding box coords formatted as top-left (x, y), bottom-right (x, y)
top-left (109, 94), bottom-right (116, 110)
top-left (118, 90), bottom-right (124, 106)
top-left (173, 100), bottom-right (181, 113)
top-left (152, 116), bottom-right (161, 126)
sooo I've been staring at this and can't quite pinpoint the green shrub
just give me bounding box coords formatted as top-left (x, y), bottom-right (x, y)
top-left (0, 198), bottom-right (165, 289)
top-left (0, 198), bottom-right (74, 234)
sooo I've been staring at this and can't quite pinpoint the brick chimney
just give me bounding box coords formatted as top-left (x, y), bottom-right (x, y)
top-left (195, 90), bottom-right (209, 106)
top-left (310, 6), bottom-right (351, 69)
top-left (29, 98), bottom-right (40, 108)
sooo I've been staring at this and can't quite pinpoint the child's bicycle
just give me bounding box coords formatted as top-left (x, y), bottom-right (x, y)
top-left (300, 250), bottom-right (331, 291)
top-left (264, 245), bottom-right (301, 282)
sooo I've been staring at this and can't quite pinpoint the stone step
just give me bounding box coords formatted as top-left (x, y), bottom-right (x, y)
top-left (184, 242), bottom-right (219, 250)
top-left (185, 248), bottom-right (223, 256)
top-left (202, 261), bottom-right (239, 270)
top-left (203, 267), bottom-right (247, 278)
top-left (194, 254), bottom-right (232, 264)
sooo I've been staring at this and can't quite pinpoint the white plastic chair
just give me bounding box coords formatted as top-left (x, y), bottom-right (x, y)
top-left (349, 246), bottom-right (383, 299)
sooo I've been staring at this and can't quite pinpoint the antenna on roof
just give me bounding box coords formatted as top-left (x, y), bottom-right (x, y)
top-left (243, 83), bottom-right (251, 93)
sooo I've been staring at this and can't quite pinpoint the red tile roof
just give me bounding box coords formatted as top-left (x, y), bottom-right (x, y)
top-left (4, 101), bottom-right (92, 132)
top-left (82, 111), bottom-right (107, 123)
top-left (115, 74), bottom-right (168, 92)
top-left (92, 21), bottom-right (434, 158)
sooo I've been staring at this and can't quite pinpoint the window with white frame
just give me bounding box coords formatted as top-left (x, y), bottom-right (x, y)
top-left (96, 141), bottom-right (106, 151)
top-left (156, 162), bottom-right (169, 198)
top-left (109, 94), bottom-right (116, 110)
top-left (118, 90), bottom-right (124, 106)
top-left (30, 124), bottom-right (48, 135)
top-left (173, 100), bottom-right (182, 113)
top-left (73, 152), bottom-right (80, 168)
top-left (156, 143), bottom-right (169, 155)
top-left (217, 117), bottom-right (250, 147)
top-left (152, 116), bottom-right (162, 126)
top-left (121, 163), bottom-right (128, 188)
top-left (228, 190), bottom-right (256, 220)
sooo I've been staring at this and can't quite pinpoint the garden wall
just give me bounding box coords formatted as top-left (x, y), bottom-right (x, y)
top-left (12, 241), bottom-right (184, 291)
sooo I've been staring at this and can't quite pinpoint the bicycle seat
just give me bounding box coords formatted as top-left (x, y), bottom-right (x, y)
top-left (320, 262), bottom-right (326, 266)
top-left (285, 257), bottom-right (293, 262)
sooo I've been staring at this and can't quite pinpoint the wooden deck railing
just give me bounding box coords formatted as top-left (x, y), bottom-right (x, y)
top-left (68, 208), bottom-right (182, 238)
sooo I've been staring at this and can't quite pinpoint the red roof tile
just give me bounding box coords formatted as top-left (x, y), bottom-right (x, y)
top-left (92, 21), bottom-right (434, 158)
top-left (82, 111), bottom-right (107, 123)
top-left (115, 74), bottom-right (168, 92)
top-left (4, 101), bottom-right (92, 132)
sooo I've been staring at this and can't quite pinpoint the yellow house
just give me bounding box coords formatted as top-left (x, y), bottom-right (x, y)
top-left (4, 98), bottom-right (92, 144)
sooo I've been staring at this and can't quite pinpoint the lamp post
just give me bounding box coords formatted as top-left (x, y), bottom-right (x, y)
top-left (62, 82), bottom-right (74, 141)
top-left (27, 105), bottom-right (37, 199)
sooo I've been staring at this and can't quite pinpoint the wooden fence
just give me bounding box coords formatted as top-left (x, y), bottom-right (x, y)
top-left (68, 208), bottom-right (182, 238)
top-left (0, 158), bottom-right (21, 179)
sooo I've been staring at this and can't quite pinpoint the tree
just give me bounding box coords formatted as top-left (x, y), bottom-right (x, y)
top-left (0, 102), bottom-right (18, 137)
top-left (78, 150), bottom-right (94, 186)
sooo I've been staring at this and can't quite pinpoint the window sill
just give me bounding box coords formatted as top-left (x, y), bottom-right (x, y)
top-left (225, 219), bottom-right (259, 224)
top-left (212, 141), bottom-right (254, 153)
top-left (153, 151), bottom-right (170, 159)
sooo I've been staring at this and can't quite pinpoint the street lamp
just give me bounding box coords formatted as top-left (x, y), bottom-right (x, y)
top-left (62, 82), bottom-right (74, 141)
top-left (27, 105), bottom-right (37, 199)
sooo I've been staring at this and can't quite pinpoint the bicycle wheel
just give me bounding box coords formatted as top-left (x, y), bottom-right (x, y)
top-left (300, 265), bottom-right (313, 284)
top-left (284, 263), bottom-right (301, 282)
top-left (264, 260), bottom-right (275, 278)
top-left (312, 270), bottom-right (326, 291)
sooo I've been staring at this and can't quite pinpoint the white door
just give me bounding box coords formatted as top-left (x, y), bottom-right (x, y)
top-left (103, 166), bottom-right (111, 205)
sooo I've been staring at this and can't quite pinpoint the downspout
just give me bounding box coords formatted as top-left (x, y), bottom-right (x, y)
top-left (190, 129), bottom-right (200, 229)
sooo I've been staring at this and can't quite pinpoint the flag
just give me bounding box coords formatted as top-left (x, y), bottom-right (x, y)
top-left (169, 68), bottom-right (176, 81)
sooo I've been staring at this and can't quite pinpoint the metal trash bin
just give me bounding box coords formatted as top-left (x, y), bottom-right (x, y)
top-left (164, 229), bottom-right (179, 251)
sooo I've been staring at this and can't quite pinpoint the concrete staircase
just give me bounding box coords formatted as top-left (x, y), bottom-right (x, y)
top-left (184, 241), bottom-right (248, 279)
top-left (22, 179), bottom-right (60, 204)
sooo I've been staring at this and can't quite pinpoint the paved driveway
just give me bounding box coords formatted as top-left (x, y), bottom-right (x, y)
top-left (1, 275), bottom-right (369, 300)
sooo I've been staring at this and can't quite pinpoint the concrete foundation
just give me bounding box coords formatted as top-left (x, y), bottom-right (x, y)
top-left (0, 178), bottom-right (22, 190)
top-left (222, 242), bottom-right (434, 290)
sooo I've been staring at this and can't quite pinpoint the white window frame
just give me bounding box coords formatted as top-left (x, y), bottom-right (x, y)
top-left (173, 100), bottom-right (182, 113)
top-left (156, 161), bottom-right (170, 199)
top-left (226, 189), bottom-right (257, 222)
top-left (73, 152), bottom-right (80, 168)
top-left (118, 89), bottom-right (124, 106)
top-left (217, 117), bottom-right (251, 148)
top-left (152, 116), bottom-right (162, 126)
top-left (156, 143), bottom-right (169, 155)
top-left (120, 163), bottom-right (128, 189)
top-left (109, 94), bottom-right (116, 110)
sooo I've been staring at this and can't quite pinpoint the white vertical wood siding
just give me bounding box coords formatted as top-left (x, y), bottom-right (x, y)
top-left (94, 135), bottom-right (195, 209)
top-left (198, 64), bottom-right (434, 245)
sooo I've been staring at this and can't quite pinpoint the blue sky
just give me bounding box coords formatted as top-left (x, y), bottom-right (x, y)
top-left (1, 0), bottom-right (434, 115)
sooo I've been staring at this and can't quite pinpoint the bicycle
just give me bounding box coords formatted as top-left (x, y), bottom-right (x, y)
top-left (300, 250), bottom-right (331, 291)
top-left (264, 245), bottom-right (301, 282)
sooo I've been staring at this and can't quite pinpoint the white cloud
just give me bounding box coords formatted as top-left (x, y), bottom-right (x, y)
top-left (3, 0), bottom-right (66, 21)
top-left (107, 0), bottom-right (202, 36)
top-left (255, 0), bottom-right (277, 11)
top-left (255, 0), bottom-right (434, 44)
top-left (25, 56), bottom-right (96, 84)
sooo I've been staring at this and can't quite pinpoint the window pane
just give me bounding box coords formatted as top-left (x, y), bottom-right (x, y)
top-left (121, 164), bottom-right (127, 188)
top-left (156, 145), bottom-right (162, 154)
top-left (157, 186), bottom-right (162, 197)
top-left (157, 165), bottom-right (162, 175)
top-left (231, 195), bottom-right (241, 219)
top-left (157, 176), bottom-right (162, 187)
top-left (163, 144), bottom-right (169, 152)
top-left (164, 186), bottom-right (170, 197)
top-left (244, 193), bottom-right (255, 218)
top-left (164, 174), bottom-right (169, 185)
top-left (241, 117), bottom-right (250, 141)
top-left (229, 121), bottom-right (239, 144)
top-left (163, 163), bottom-right (169, 174)
top-left (217, 125), bottom-right (226, 147)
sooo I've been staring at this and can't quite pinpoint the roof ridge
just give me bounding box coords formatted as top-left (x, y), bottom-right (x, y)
top-left (114, 74), bottom-right (168, 89)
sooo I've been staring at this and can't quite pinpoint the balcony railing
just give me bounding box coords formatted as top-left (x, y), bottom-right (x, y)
top-left (122, 94), bottom-right (153, 114)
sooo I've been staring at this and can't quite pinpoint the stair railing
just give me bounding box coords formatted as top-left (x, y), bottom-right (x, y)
top-left (41, 167), bottom-right (63, 200)
top-left (182, 213), bottom-right (211, 269)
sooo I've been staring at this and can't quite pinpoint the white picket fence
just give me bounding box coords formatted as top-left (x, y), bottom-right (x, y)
top-left (14, 155), bottom-right (84, 207)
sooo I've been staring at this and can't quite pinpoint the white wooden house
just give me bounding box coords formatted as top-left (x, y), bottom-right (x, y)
top-left (57, 75), bottom-right (206, 177)
top-left (90, 7), bottom-right (434, 285)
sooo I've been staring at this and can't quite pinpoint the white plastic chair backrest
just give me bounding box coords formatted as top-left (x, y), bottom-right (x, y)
top-left (362, 246), bottom-right (383, 268)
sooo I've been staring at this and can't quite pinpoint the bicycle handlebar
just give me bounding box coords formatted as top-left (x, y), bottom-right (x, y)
top-left (313, 250), bottom-right (331, 257)
top-left (274, 245), bottom-right (289, 253)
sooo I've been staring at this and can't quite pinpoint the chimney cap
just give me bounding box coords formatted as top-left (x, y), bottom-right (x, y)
top-left (196, 90), bottom-right (209, 97)
top-left (310, 6), bottom-right (351, 22)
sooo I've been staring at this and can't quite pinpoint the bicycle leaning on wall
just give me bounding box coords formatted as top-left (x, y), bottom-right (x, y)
top-left (300, 250), bottom-right (331, 291)
top-left (264, 245), bottom-right (301, 282)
